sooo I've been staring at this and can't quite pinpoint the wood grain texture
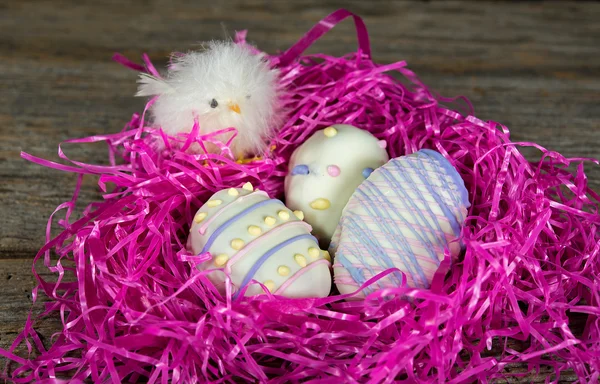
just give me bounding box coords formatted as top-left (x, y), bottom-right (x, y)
top-left (0, 0), bottom-right (598, 382)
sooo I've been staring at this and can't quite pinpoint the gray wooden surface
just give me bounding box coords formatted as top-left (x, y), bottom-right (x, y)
top-left (1, 0), bottom-right (598, 382)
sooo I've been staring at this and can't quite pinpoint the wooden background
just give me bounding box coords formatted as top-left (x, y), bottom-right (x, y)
top-left (1, 0), bottom-right (598, 382)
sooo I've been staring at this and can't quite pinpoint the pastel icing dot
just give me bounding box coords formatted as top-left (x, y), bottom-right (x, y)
top-left (193, 212), bottom-right (207, 223)
top-left (263, 280), bottom-right (275, 292)
top-left (231, 238), bottom-right (245, 250)
top-left (214, 254), bottom-right (229, 267)
top-left (378, 140), bottom-right (387, 149)
top-left (362, 167), bottom-right (375, 179)
top-left (206, 199), bottom-right (223, 208)
top-left (278, 265), bottom-right (291, 276)
top-left (248, 225), bottom-right (262, 236)
top-left (264, 216), bottom-right (276, 226)
top-left (323, 127), bottom-right (338, 137)
top-left (242, 182), bottom-right (253, 191)
top-left (293, 210), bottom-right (304, 220)
top-left (327, 165), bottom-right (341, 177)
top-left (310, 198), bottom-right (331, 210)
top-left (291, 164), bottom-right (309, 176)
top-left (227, 188), bottom-right (239, 196)
top-left (308, 247), bottom-right (320, 259)
top-left (278, 210), bottom-right (290, 221)
top-left (323, 251), bottom-right (331, 262)
top-left (294, 254), bottom-right (307, 267)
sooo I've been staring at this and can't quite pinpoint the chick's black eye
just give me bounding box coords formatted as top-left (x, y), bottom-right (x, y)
top-left (210, 99), bottom-right (218, 108)
top-left (246, 95), bottom-right (251, 100)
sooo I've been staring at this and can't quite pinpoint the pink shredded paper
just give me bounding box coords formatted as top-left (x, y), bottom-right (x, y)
top-left (3, 9), bottom-right (600, 383)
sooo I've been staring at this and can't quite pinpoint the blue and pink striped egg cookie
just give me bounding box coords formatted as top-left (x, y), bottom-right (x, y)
top-left (284, 124), bottom-right (389, 247)
top-left (187, 183), bottom-right (332, 298)
top-left (330, 149), bottom-right (470, 298)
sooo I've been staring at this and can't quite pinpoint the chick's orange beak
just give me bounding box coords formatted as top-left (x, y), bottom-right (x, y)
top-left (228, 103), bottom-right (241, 114)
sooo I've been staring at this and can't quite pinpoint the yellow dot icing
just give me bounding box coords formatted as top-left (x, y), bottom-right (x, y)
top-left (310, 198), bottom-right (331, 210)
top-left (193, 212), bottom-right (207, 223)
top-left (308, 247), bottom-right (320, 259)
top-left (294, 254), bottom-right (307, 267)
top-left (264, 216), bottom-right (276, 226)
top-left (323, 126), bottom-right (338, 137)
top-left (214, 254), bottom-right (229, 267)
top-left (277, 265), bottom-right (290, 276)
top-left (242, 182), bottom-right (253, 191)
top-left (293, 210), bottom-right (304, 220)
top-left (227, 188), bottom-right (239, 196)
top-left (323, 251), bottom-right (331, 262)
top-left (248, 225), bottom-right (262, 236)
top-left (206, 199), bottom-right (223, 208)
top-left (231, 238), bottom-right (245, 250)
top-left (264, 280), bottom-right (275, 292)
top-left (278, 210), bottom-right (290, 221)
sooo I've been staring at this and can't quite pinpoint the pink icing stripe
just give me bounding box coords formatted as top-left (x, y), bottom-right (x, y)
top-left (333, 275), bottom-right (361, 287)
top-left (224, 220), bottom-right (312, 274)
top-left (340, 269), bottom-right (416, 288)
top-left (343, 261), bottom-right (437, 275)
top-left (199, 190), bottom-right (268, 235)
top-left (345, 203), bottom-right (454, 224)
top-left (367, 177), bottom-right (459, 192)
top-left (339, 230), bottom-right (447, 255)
top-left (274, 258), bottom-right (331, 295)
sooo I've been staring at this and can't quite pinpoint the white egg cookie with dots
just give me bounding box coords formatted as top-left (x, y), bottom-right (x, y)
top-left (284, 124), bottom-right (389, 247)
top-left (187, 183), bottom-right (332, 298)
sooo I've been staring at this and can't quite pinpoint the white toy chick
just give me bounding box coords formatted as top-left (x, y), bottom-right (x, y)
top-left (136, 41), bottom-right (282, 158)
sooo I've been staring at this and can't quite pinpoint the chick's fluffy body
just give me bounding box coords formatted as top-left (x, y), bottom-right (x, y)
top-left (137, 41), bottom-right (281, 157)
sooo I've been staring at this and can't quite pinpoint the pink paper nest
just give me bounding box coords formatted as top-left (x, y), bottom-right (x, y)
top-left (3, 9), bottom-right (600, 383)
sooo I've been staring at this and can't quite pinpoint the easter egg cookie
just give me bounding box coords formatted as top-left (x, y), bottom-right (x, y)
top-left (284, 124), bottom-right (389, 247)
top-left (188, 183), bottom-right (332, 298)
top-left (330, 149), bottom-right (470, 298)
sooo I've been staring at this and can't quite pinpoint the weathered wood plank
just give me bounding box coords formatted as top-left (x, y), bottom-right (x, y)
top-left (0, 259), bottom-right (65, 361)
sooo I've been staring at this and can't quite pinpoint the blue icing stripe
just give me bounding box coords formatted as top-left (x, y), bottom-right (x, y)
top-left (343, 213), bottom-right (409, 290)
top-left (382, 162), bottom-right (447, 242)
top-left (404, 158), bottom-right (460, 235)
top-left (339, 214), bottom-right (394, 289)
top-left (417, 149), bottom-right (470, 250)
top-left (360, 180), bottom-right (427, 282)
top-left (378, 165), bottom-right (447, 262)
top-left (337, 151), bottom-right (471, 291)
top-left (418, 149), bottom-right (470, 209)
top-left (356, 179), bottom-right (428, 286)
top-left (382, 162), bottom-right (446, 268)
top-left (200, 199), bottom-right (280, 254)
top-left (410, 153), bottom-right (465, 237)
top-left (234, 233), bottom-right (317, 297)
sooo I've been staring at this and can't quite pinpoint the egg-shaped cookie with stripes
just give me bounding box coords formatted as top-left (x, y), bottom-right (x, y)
top-left (330, 149), bottom-right (470, 298)
top-left (188, 183), bottom-right (332, 298)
